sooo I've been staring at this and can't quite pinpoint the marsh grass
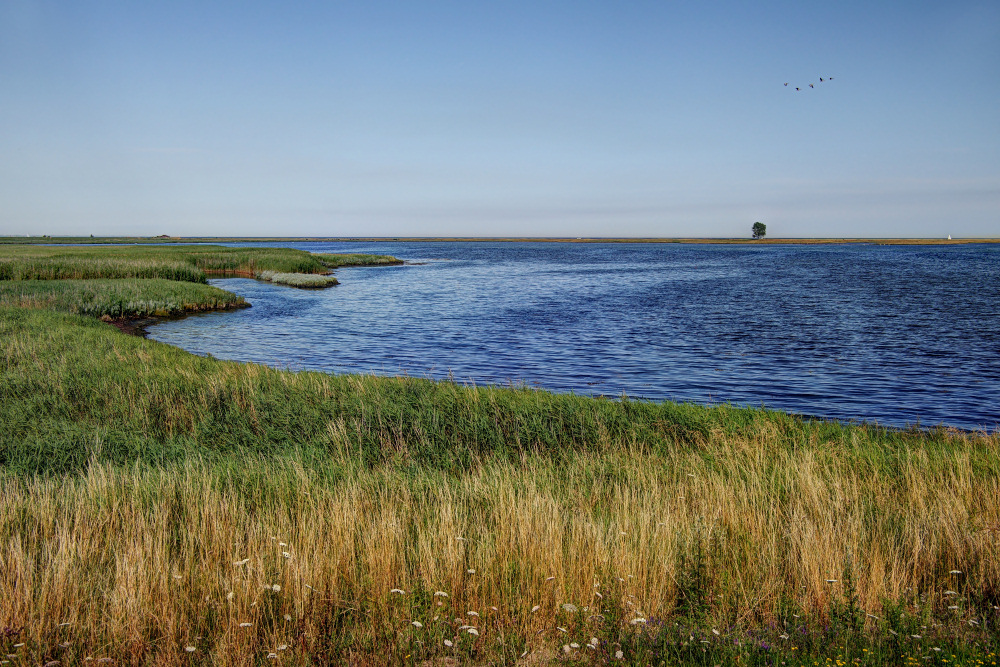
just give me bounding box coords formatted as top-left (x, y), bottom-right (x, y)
top-left (0, 244), bottom-right (398, 284)
top-left (0, 279), bottom-right (247, 318)
top-left (311, 253), bottom-right (403, 267)
top-left (257, 271), bottom-right (340, 288)
top-left (1, 307), bottom-right (999, 664)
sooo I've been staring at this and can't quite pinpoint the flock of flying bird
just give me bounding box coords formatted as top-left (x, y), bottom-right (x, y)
top-left (785, 77), bottom-right (834, 91)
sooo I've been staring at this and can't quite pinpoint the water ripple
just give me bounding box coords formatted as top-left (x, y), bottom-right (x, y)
top-left (147, 242), bottom-right (1000, 432)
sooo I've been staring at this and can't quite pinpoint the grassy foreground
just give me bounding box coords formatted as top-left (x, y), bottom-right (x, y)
top-left (1, 305), bottom-right (999, 665)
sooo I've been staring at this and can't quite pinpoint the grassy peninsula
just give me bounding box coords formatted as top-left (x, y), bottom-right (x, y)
top-left (0, 243), bottom-right (997, 666)
top-left (0, 245), bottom-right (401, 321)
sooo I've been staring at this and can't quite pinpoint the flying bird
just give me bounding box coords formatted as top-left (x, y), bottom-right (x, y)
top-left (819, 78), bottom-right (824, 82)
top-left (809, 83), bottom-right (814, 88)
top-left (784, 82), bottom-right (789, 86)
top-left (795, 87), bottom-right (801, 91)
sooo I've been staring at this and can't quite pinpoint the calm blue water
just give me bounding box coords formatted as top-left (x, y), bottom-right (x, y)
top-left (147, 242), bottom-right (1000, 432)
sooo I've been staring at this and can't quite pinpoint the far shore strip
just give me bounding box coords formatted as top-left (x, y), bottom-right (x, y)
top-left (2, 236), bottom-right (998, 245)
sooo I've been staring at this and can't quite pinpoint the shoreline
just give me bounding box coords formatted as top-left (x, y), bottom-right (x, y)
top-left (106, 299), bottom-right (251, 338)
top-left (4, 235), bottom-right (999, 245)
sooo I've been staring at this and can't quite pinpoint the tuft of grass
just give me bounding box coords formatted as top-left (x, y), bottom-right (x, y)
top-left (313, 253), bottom-right (403, 267)
top-left (257, 271), bottom-right (339, 288)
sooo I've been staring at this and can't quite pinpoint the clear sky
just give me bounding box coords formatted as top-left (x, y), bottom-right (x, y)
top-left (1, 1), bottom-right (998, 238)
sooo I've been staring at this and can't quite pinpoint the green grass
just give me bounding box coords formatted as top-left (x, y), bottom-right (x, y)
top-left (6, 306), bottom-right (989, 478)
top-left (0, 244), bottom-right (401, 284)
top-left (312, 252), bottom-right (403, 266)
top-left (0, 278), bottom-right (247, 318)
top-left (256, 271), bottom-right (340, 287)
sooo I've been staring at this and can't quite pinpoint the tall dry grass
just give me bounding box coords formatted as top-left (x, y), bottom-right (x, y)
top-left (2, 432), bottom-right (997, 665)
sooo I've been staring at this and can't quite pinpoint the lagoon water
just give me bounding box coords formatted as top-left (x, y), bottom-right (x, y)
top-left (147, 242), bottom-right (1000, 432)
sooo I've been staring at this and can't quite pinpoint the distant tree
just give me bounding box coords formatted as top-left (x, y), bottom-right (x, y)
top-left (752, 222), bottom-right (766, 240)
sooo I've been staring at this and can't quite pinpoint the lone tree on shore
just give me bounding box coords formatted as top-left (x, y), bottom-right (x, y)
top-left (752, 221), bottom-right (766, 239)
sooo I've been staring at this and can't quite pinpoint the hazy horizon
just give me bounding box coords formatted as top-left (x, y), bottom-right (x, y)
top-left (2, 1), bottom-right (998, 239)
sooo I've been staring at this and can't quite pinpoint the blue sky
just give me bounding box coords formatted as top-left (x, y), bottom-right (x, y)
top-left (1, 1), bottom-right (997, 238)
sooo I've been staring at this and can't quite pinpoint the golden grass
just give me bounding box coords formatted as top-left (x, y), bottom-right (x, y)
top-left (2, 430), bottom-right (996, 665)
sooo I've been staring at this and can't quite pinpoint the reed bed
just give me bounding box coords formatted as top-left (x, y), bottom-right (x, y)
top-left (257, 271), bottom-right (340, 288)
top-left (0, 245), bottom-right (398, 284)
top-left (1, 307), bottom-right (999, 664)
top-left (312, 253), bottom-right (403, 267)
top-left (0, 279), bottom-right (247, 318)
